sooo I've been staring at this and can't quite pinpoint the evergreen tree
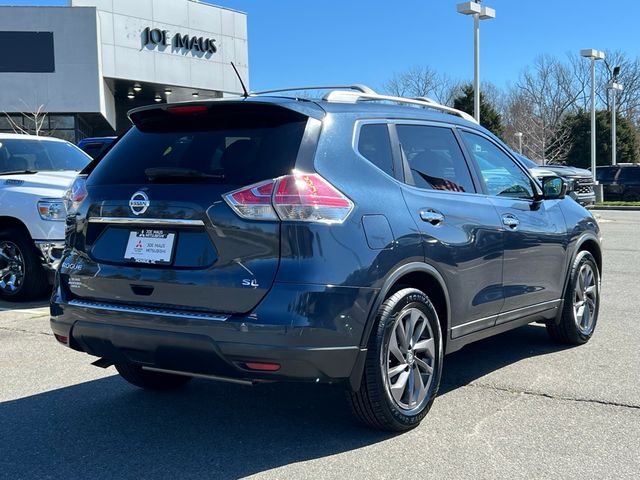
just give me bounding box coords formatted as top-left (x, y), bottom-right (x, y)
top-left (559, 111), bottom-right (638, 168)
top-left (453, 84), bottom-right (504, 138)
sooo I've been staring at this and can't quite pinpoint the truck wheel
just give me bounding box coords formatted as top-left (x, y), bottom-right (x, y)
top-left (115, 362), bottom-right (192, 390)
top-left (547, 251), bottom-right (600, 345)
top-left (348, 288), bottom-right (443, 431)
top-left (0, 228), bottom-right (49, 302)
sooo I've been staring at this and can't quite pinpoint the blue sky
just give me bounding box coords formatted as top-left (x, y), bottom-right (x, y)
top-left (5, 0), bottom-right (639, 91)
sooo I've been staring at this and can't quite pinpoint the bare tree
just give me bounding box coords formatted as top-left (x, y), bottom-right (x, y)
top-left (3, 102), bottom-right (50, 136)
top-left (384, 66), bottom-right (461, 105)
top-left (504, 55), bottom-right (579, 162)
top-left (598, 50), bottom-right (640, 127)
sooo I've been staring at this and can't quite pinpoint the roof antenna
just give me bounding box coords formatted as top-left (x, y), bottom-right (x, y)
top-left (231, 62), bottom-right (249, 98)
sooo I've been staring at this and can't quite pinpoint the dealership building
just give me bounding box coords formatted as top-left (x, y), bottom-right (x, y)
top-left (0, 0), bottom-right (249, 142)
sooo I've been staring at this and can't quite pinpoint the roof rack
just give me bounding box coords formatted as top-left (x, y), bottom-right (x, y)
top-left (322, 90), bottom-right (477, 124)
top-left (251, 84), bottom-right (377, 96)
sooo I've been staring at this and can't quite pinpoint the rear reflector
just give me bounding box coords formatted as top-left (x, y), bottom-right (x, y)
top-left (244, 362), bottom-right (281, 372)
top-left (223, 172), bottom-right (353, 224)
top-left (54, 334), bottom-right (68, 345)
top-left (167, 105), bottom-right (209, 115)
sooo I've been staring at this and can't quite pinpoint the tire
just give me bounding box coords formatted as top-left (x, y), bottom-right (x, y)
top-left (0, 228), bottom-right (49, 302)
top-left (115, 362), bottom-right (192, 390)
top-left (547, 251), bottom-right (600, 345)
top-left (348, 288), bottom-right (443, 431)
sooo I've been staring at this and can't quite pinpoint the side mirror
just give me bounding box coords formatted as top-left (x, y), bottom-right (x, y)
top-left (541, 176), bottom-right (566, 200)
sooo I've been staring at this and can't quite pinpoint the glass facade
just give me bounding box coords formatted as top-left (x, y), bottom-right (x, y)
top-left (0, 113), bottom-right (87, 143)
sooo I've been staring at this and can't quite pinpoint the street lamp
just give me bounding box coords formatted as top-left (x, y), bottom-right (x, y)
top-left (606, 66), bottom-right (623, 166)
top-left (457, 1), bottom-right (496, 123)
top-left (514, 132), bottom-right (523, 154)
top-left (580, 48), bottom-right (605, 182)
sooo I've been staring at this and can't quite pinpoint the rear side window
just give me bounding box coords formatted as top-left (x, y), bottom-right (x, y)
top-left (396, 125), bottom-right (475, 193)
top-left (88, 105), bottom-right (308, 186)
top-left (357, 124), bottom-right (394, 177)
top-left (619, 167), bottom-right (640, 183)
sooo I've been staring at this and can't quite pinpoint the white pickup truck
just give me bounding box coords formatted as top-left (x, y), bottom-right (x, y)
top-left (0, 134), bottom-right (91, 301)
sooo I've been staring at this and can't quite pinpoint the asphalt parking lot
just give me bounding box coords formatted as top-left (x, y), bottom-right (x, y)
top-left (1, 210), bottom-right (638, 480)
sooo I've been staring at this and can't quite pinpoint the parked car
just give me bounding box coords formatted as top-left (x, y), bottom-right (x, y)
top-left (517, 155), bottom-right (596, 207)
top-left (596, 164), bottom-right (640, 201)
top-left (0, 133), bottom-right (91, 301)
top-left (77, 136), bottom-right (116, 159)
top-left (50, 87), bottom-right (602, 431)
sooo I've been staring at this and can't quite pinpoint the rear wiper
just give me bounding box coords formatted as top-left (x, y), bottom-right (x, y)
top-left (145, 167), bottom-right (224, 180)
top-left (0, 170), bottom-right (38, 176)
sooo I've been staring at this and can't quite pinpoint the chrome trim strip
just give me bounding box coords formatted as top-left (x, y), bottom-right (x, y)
top-left (88, 217), bottom-right (204, 226)
top-left (450, 314), bottom-right (498, 332)
top-left (451, 299), bottom-right (562, 332)
top-left (67, 299), bottom-right (228, 322)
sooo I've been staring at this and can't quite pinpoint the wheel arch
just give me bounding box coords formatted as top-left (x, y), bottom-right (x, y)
top-left (349, 262), bottom-right (450, 392)
top-left (0, 216), bottom-right (32, 238)
top-left (360, 262), bottom-right (451, 349)
top-left (552, 233), bottom-right (602, 326)
top-left (576, 235), bottom-right (602, 275)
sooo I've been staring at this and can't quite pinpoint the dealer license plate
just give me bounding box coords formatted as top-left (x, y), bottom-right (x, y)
top-left (124, 230), bottom-right (175, 265)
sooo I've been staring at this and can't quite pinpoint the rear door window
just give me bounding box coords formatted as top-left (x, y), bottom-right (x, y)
top-left (619, 167), bottom-right (640, 183)
top-left (396, 125), bottom-right (476, 193)
top-left (357, 123), bottom-right (394, 177)
top-left (88, 105), bottom-right (309, 186)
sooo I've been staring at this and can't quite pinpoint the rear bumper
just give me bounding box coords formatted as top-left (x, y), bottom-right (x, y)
top-left (50, 282), bottom-right (377, 384)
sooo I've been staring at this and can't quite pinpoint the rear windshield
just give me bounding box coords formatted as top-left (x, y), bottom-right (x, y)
top-left (0, 138), bottom-right (90, 173)
top-left (88, 105), bottom-right (308, 186)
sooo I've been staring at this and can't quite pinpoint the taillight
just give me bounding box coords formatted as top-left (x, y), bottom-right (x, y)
top-left (167, 105), bottom-right (209, 115)
top-left (223, 172), bottom-right (353, 224)
top-left (64, 175), bottom-right (88, 214)
top-left (224, 179), bottom-right (278, 220)
top-left (273, 172), bottom-right (353, 223)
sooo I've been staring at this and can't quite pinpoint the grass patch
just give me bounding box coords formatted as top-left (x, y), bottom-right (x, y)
top-left (596, 201), bottom-right (640, 206)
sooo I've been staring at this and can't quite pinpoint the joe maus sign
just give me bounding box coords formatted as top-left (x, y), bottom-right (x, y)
top-left (142, 27), bottom-right (218, 56)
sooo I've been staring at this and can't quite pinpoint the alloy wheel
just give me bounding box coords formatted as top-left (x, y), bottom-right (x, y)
top-left (573, 263), bottom-right (597, 335)
top-left (0, 241), bottom-right (25, 294)
top-left (385, 307), bottom-right (436, 411)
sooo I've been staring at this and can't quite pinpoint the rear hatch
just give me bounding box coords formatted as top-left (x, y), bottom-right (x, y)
top-left (63, 101), bottom-right (320, 314)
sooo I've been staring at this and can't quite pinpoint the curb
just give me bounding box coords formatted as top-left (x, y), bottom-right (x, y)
top-left (590, 206), bottom-right (640, 211)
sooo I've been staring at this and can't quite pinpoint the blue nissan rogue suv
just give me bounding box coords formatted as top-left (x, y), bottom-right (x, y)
top-left (51, 86), bottom-right (602, 431)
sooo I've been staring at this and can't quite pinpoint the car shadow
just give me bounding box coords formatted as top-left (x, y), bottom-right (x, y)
top-left (0, 297), bottom-right (49, 311)
top-left (1, 324), bottom-right (571, 479)
top-left (0, 378), bottom-right (392, 479)
top-left (439, 324), bottom-right (572, 394)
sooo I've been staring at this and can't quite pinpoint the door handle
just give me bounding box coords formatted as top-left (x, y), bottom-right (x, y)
top-left (502, 213), bottom-right (520, 229)
top-left (420, 210), bottom-right (445, 226)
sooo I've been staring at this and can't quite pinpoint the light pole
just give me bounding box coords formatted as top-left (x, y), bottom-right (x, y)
top-left (514, 132), bottom-right (523, 154)
top-left (580, 49), bottom-right (605, 182)
top-left (457, 1), bottom-right (495, 123)
top-left (607, 66), bottom-right (623, 166)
